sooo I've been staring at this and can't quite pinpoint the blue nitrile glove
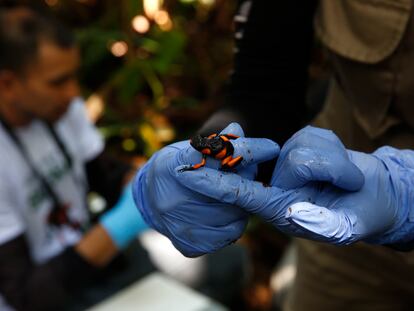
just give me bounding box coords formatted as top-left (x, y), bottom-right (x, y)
top-left (100, 182), bottom-right (149, 248)
top-left (132, 123), bottom-right (280, 257)
top-left (175, 126), bottom-right (414, 245)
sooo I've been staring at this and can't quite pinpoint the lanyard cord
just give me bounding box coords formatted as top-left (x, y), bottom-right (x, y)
top-left (45, 122), bottom-right (73, 169)
top-left (0, 115), bottom-right (82, 229)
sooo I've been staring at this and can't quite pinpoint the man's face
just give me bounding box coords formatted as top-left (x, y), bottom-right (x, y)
top-left (14, 41), bottom-right (80, 123)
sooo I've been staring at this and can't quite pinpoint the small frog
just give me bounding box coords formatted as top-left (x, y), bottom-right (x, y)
top-left (181, 133), bottom-right (243, 171)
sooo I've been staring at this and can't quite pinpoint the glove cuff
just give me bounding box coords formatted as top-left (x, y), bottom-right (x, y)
top-left (368, 147), bottom-right (414, 245)
top-left (132, 161), bottom-right (164, 233)
top-left (100, 182), bottom-right (148, 249)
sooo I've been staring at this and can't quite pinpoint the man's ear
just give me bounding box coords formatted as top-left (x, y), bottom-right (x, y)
top-left (0, 70), bottom-right (21, 102)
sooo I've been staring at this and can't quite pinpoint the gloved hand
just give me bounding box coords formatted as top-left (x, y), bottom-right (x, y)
top-left (132, 123), bottom-right (279, 257)
top-left (100, 182), bottom-right (149, 249)
top-left (175, 126), bottom-right (414, 245)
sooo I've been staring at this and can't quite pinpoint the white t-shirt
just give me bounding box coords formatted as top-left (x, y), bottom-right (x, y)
top-left (0, 98), bottom-right (104, 264)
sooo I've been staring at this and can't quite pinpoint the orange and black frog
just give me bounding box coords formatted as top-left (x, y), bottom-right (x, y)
top-left (181, 133), bottom-right (243, 171)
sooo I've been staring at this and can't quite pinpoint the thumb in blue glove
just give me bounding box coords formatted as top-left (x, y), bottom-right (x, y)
top-left (271, 126), bottom-right (364, 191)
top-left (100, 182), bottom-right (149, 249)
top-left (175, 126), bottom-right (414, 245)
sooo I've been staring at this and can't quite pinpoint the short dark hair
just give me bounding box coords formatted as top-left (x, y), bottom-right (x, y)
top-left (0, 4), bottom-right (75, 73)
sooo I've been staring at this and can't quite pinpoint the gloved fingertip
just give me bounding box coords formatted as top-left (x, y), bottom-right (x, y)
top-left (342, 163), bottom-right (365, 191)
top-left (285, 202), bottom-right (353, 244)
top-left (233, 138), bottom-right (280, 166)
top-left (258, 138), bottom-right (280, 155)
top-left (220, 122), bottom-right (244, 137)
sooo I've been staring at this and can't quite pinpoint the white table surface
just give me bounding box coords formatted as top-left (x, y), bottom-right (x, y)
top-left (87, 272), bottom-right (228, 311)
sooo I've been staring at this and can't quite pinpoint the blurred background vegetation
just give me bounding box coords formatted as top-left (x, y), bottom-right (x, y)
top-left (37, 0), bottom-right (238, 160)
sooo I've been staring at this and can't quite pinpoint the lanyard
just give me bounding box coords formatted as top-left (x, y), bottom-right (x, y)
top-left (0, 115), bottom-right (82, 230)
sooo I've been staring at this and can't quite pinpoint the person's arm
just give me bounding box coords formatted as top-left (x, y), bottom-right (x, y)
top-left (80, 178), bottom-right (149, 265)
top-left (0, 172), bottom-right (146, 311)
top-left (0, 213), bottom-right (144, 311)
top-left (201, 0), bottom-right (317, 144)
